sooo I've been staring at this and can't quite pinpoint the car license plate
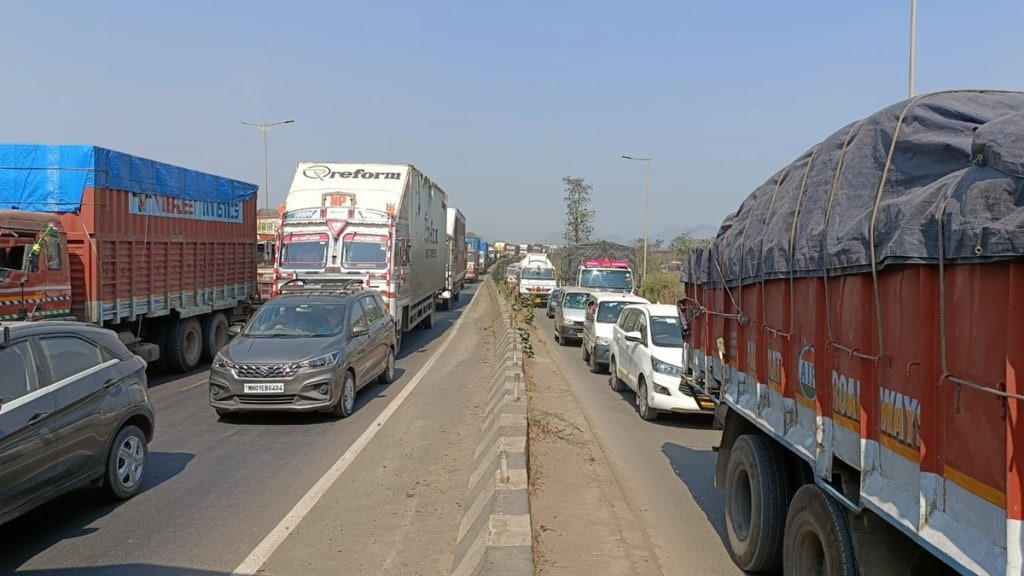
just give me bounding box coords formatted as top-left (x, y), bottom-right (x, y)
top-left (244, 382), bottom-right (285, 393)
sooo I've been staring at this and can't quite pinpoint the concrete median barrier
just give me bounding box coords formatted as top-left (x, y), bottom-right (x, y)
top-left (450, 279), bottom-right (533, 576)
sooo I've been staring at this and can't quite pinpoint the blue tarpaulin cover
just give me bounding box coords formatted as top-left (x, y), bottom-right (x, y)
top-left (0, 144), bottom-right (258, 212)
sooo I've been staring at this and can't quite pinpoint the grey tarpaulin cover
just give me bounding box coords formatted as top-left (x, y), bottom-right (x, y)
top-left (682, 90), bottom-right (1024, 287)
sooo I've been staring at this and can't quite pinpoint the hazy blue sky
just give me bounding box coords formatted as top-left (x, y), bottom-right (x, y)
top-left (3, 1), bottom-right (1022, 243)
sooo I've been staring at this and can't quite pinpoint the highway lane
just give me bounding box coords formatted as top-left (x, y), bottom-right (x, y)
top-left (0, 282), bottom-right (492, 576)
top-left (536, 313), bottom-right (745, 576)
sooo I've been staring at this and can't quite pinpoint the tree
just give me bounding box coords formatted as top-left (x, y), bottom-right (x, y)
top-left (669, 232), bottom-right (710, 259)
top-left (562, 176), bottom-right (594, 246)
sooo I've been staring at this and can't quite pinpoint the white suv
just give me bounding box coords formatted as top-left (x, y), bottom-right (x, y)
top-left (608, 303), bottom-right (713, 420)
top-left (581, 291), bottom-right (650, 373)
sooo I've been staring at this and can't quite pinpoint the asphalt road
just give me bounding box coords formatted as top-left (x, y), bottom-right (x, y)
top-left (0, 282), bottom-right (495, 576)
top-left (536, 312), bottom-right (745, 576)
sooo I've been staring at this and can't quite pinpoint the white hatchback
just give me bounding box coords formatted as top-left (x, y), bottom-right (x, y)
top-left (608, 303), bottom-right (714, 420)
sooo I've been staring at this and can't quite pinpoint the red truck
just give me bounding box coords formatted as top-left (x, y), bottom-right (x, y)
top-left (681, 90), bottom-right (1024, 575)
top-left (0, 145), bottom-right (260, 373)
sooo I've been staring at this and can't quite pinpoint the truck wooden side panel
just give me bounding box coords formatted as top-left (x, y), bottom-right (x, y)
top-left (62, 187), bottom-right (257, 325)
top-left (683, 263), bottom-right (1024, 575)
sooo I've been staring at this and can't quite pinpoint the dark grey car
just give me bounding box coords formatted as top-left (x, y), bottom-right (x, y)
top-left (209, 283), bottom-right (397, 418)
top-left (0, 321), bottom-right (155, 526)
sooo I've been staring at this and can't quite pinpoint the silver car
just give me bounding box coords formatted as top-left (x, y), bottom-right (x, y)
top-left (209, 283), bottom-right (397, 419)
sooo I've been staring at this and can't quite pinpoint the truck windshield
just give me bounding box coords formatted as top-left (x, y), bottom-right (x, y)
top-left (280, 233), bottom-right (329, 270)
top-left (651, 316), bottom-right (684, 348)
top-left (522, 268), bottom-right (555, 280)
top-left (342, 233), bottom-right (388, 270)
top-left (581, 269), bottom-right (633, 290)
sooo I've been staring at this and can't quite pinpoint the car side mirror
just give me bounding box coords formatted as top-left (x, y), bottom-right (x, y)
top-left (228, 324), bottom-right (243, 338)
top-left (624, 331), bottom-right (643, 343)
top-left (350, 324), bottom-right (370, 338)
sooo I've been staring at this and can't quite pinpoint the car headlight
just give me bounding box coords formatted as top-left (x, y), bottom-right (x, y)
top-left (300, 352), bottom-right (341, 369)
top-left (213, 353), bottom-right (236, 370)
top-left (653, 359), bottom-right (683, 377)
top-left (562, 318), bottom-right (575, 326)
top-left (595, 336), bottom-right (611, 346)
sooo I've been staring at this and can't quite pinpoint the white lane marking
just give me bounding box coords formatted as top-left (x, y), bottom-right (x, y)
top-left (179, 376), bottom-right (208, 391)
top-left (231, 295), bottom-right (478, 576)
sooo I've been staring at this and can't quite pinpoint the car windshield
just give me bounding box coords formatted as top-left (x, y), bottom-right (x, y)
top-left (580, 269), bottom-right (633, 290)
top-left (243, 301), bottom-right (346, 337)
top-left (651, 315), bottom-right (684, 348)
top-left (522, 267), bottom-right (555, 280)
top-left (280, 234), bottom-right (329, 270)
top-left (562, 292), bottom-right (590, 309)
top-left (597, 301), bottom-right (630, 323)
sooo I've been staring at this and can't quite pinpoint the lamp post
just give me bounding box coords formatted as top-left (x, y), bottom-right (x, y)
top-left (909, 0), bottom-right (917, 98)
top-left (241, 119), bottom-right (295, 209)
top-left (621, 155), bottom-right (652, 283)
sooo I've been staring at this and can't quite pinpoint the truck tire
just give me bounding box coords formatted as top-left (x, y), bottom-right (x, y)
top-left (421, 311), bottom-right (433, 329)
top-left (725, 434), bottom-right (793, 573)
top-left (166, 317), bottom-right (203, 373)
top-left (201, 312), bottom-right (229, 363)
top-left (783, 485), bottom-right (857, 576)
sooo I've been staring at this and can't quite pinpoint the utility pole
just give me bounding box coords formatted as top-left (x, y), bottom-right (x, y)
top-left (240, 119), bottom-right (295, 208)
top-left (622, 155), bottom-right (652, 282)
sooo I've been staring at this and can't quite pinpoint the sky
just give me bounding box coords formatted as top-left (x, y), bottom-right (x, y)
top-left (3, 1), bottom-right (1023, 244)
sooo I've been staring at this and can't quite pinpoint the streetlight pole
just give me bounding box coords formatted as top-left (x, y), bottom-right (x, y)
top-left (621, 155), bottom-right (652, 284)
top-left (241, 119), bottom-right (295, 209)
top-left (909, 0), bottom-right (917, 98)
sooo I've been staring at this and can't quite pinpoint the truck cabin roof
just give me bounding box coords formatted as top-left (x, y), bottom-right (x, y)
top-left (0, 211), bottom-right (63, 236)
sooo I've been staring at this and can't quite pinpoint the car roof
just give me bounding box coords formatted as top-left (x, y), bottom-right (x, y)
top-left (588, 291), bottom-right (649, 303)
top-left (624, 303), bottom-right (679, 316)
top-left (2, 320), bottom-right (115, 338)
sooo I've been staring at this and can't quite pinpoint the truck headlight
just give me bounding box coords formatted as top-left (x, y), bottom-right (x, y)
top-left (653, 359), bottom-right (683, 377)
top-left (301, 352), bottom-right (341, 368)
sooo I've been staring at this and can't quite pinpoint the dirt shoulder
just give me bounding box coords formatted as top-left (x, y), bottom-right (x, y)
top-left (526, 322), bottom-right (661, 576)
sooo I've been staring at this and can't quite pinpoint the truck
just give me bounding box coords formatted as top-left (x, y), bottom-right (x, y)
top-left (679, 90), bottom-right (1024, 576)
top-left (479, 240), bottom-right (489, 273)
top-left (465, 237), bottom-right (481, 282)
top-left (256, 206), bottom-right (281, 300)
top-left (516, 253), bottom-right (557, 307)
top-left (578, 257), bottom-right (634, 293)
top-left (0, 144), bottom-right (260, 373)
top-left (438, 206), bottom-right (466, 309)
top-left (275, 162), bottom-right (446, 352)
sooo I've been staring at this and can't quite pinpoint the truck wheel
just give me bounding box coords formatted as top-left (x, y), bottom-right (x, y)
top-left (783, 485), bottom-right (857, 576)
top-left (608, 357), bottom-right (627, 392)
top-left (201, 312), bottom-right (229, 363)
top-left (167, 317), bottom-right (203, 373)
top-left (421, 311), bottom-right (433, 329)
top-left (725, 434), bottom-right (793, 573)
top-left (453, 290), bottom-right (460, 302)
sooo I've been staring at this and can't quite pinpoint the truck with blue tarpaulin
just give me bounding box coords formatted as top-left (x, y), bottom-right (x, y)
top-left (0, 144), bottom-right (259, 372)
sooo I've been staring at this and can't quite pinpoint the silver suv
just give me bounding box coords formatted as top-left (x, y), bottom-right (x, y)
top-left (209, 281), bottom-right (397, 419)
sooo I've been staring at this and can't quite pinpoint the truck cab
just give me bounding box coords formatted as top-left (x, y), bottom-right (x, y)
top-left (577, 257), bottom-right (634, 294)
top-left (0, 212), bottom-right (72, 322)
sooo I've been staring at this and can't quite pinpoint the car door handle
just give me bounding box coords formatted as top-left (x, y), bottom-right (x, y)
top-left (27, 412), bottom-right (49, 425)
